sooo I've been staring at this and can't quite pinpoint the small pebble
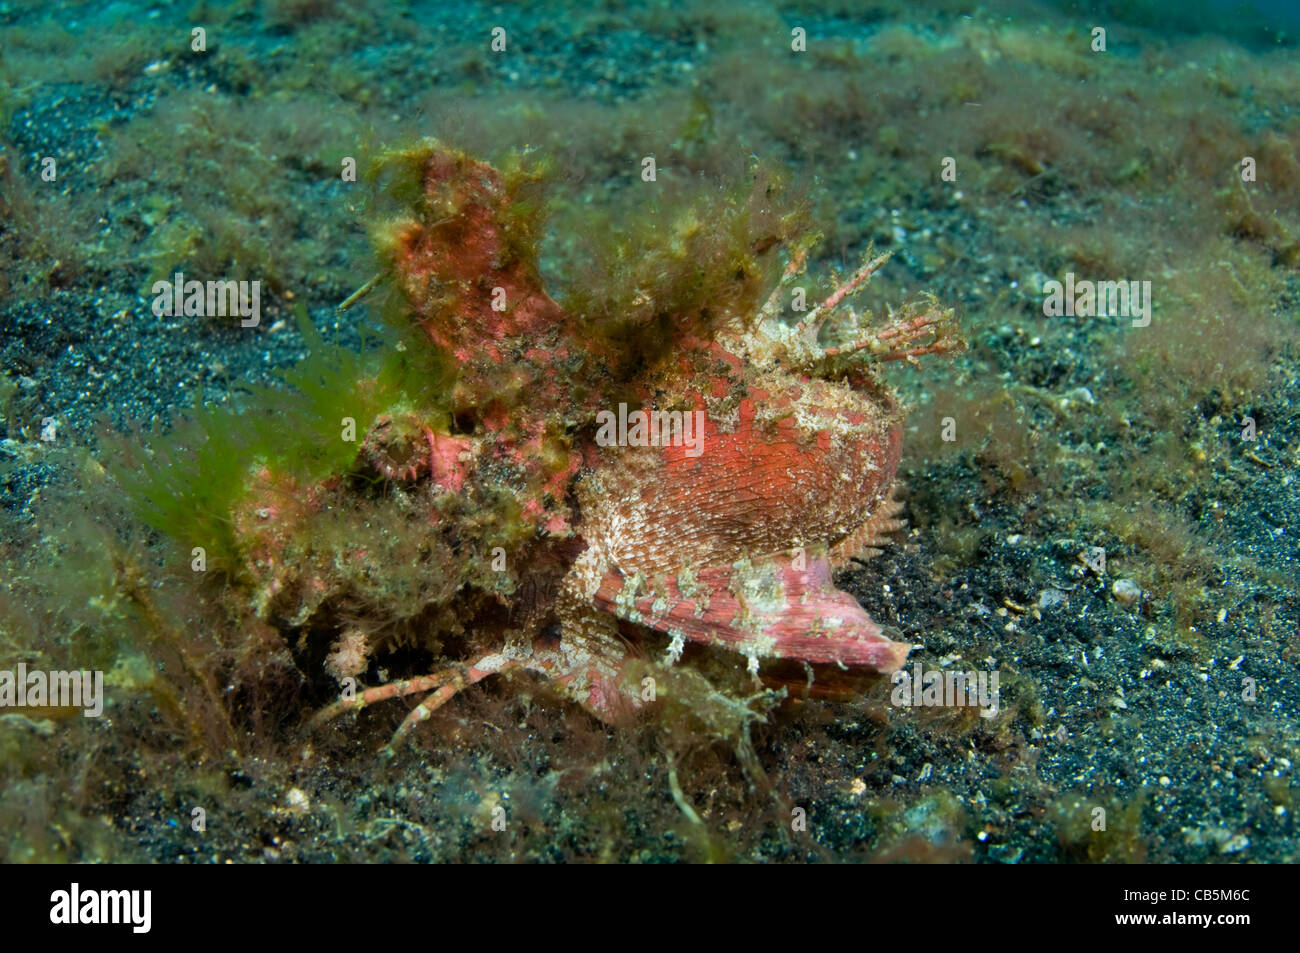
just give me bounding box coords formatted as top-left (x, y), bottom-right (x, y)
top-left (1112, 578), bottom-right (1142, 607)
top-left (1220, 833), bottom-right (1250, 855)
top-left (1037, 588), bottom-right (1067, 610)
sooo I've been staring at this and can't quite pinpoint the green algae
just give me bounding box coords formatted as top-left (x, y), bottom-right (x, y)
top-left (107, 306), bottom-right (389, 574)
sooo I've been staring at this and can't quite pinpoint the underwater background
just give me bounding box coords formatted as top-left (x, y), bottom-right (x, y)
top-left (0, 0), bottom-right (1297, 863)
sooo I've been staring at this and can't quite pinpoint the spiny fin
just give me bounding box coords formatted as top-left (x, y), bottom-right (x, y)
top-left (828, 487), bottom-right (907, 571)
top-left (591, 550), bottom-right (910, 674)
